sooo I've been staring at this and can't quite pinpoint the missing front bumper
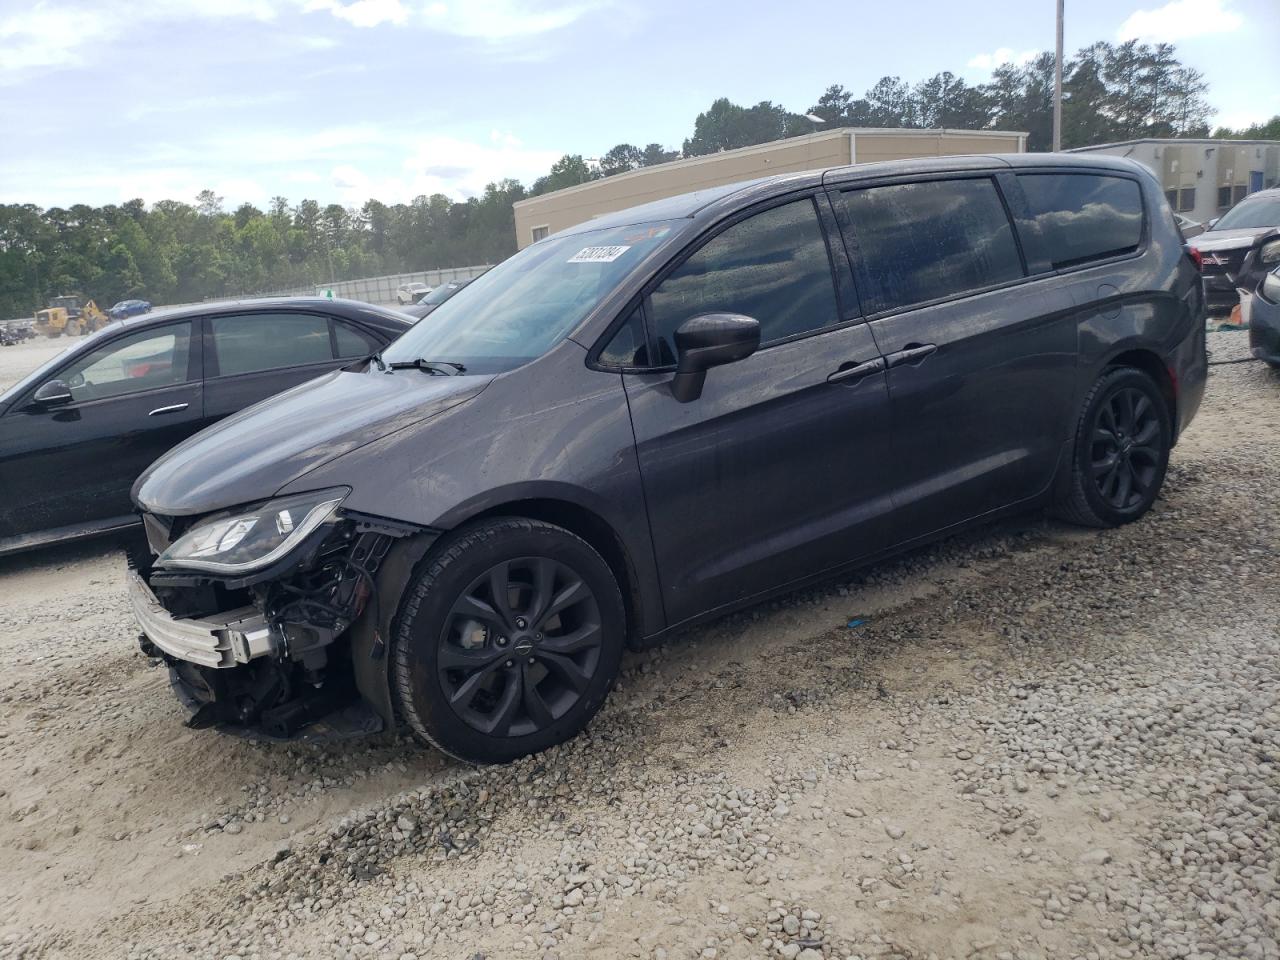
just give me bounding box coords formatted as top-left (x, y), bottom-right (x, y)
top-left (127, 570), bottom-right (277, 668)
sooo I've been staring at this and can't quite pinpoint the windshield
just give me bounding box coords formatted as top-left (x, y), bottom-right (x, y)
top-left (1212, 195), bottom-right (1280, 231)
top-left (381, 221), bottom-right (678, 372)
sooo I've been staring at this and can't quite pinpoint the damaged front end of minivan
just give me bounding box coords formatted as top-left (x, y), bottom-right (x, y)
top-left (129, 488), bottom-right (429, 738)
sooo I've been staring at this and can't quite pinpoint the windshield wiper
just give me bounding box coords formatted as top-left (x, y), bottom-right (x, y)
top-left (387, 358), bottom-right (467, 375)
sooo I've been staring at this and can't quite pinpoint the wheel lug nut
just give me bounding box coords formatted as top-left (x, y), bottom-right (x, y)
top-left (528, 657), bottom-right (535, 664)
top-left (496, 636), bottom-right (508, 646)
top-left (514, 617), bottom-right (527, 629)
top-left (505, 660), bottom-right (513, 668)
top-left (535, 633), bottom-right (542, 640)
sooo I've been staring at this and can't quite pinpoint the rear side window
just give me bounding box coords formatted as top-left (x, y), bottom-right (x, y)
top-left (837, 178), bottom-right (1023, 314)
top-left (1017, 174), bottom-right (1144, 269)
top-left (334, 321), bottom-right (377, 358)
top-left (211, 313), bottom-right (333, 376)
top-left (647, 197), bottom-right (840, 358)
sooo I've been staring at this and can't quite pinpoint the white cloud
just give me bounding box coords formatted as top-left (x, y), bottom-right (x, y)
top-left (422, 0), bottom-right (607, 39)
top-left (0, 120), bottom-right (564, 207)
top-left (1117, 0), bottom-right (1243, 43)
top-left (0, 0), bottom-right (608, 82)
top-left (303, 0), bottom-right (409, 28)
top-left (0, 0), bottom-right (282, 80)
top-left (490, 129), bottom-right (524, 148)
top-left (0, 6), bottom-right (112, 73)
top-left (966, 47), bottom-right (1038, 72)
top-left (318, 134), bottom-right (560, 204)
top-left (124, 92), bottom-right (295, 122)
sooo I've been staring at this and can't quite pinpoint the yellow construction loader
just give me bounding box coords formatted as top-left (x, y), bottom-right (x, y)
top-left (34, 296), bottom-right (110, 337)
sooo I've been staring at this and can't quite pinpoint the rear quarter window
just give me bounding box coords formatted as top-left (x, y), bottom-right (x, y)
top-left (1017, 174), bottom-right (1145, 269)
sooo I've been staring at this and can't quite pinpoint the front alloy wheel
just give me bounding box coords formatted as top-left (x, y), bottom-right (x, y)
top-left (440, 557), bottom-right (604, 738)
top-left (393, 518), bottom-right (624, 763)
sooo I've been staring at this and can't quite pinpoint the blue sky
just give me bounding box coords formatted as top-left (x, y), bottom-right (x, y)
top-left (1, 0), bottom-right (1276, 209)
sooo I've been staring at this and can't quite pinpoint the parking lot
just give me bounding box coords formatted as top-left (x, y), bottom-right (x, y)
top-left (0, 329), bottom-right (1275, 960)
top-left (0, 338), bottom-right (72, 394)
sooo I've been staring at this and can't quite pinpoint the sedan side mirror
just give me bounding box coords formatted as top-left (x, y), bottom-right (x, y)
top-left (31, 379), bottom-right (73, 408)
top-left (670, 313), bottom-right (761, 403)
top-left (1207, 217), bottom-right (1220, 229)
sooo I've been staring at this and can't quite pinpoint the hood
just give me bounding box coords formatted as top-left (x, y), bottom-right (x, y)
top-left (1189, 227), bottom-right (1274, 252)
top-left (134, 366), bottom-right (489, 516)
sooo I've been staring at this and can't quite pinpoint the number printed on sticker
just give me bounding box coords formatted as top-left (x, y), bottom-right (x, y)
top-left (567, 245), bottom-right (631, 264)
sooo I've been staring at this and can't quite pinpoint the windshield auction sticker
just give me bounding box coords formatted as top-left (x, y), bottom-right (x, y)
top-left (568, 245), bottom-right (631, 263)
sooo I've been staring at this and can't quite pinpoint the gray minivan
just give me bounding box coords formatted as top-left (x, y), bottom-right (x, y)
top-left (129, 154), bottom-right (1207, 762)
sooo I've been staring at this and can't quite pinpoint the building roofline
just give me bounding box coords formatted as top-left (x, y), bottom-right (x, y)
top-left (513, 126), bottom-right (1029, 209)
top-left (1068, 137), bottom-right (1280, 152)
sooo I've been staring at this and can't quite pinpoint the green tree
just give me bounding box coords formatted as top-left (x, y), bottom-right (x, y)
top-left (640, 143), bottom-right (679, 166)
top-left (600, 143), bottom-right (644, 176)
top-left (683, 98), bottom-right (805, 156)
top-left (531, 155), bottom-right (597, 196)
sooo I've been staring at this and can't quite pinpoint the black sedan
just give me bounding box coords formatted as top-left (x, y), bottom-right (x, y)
top-left (0, 298), bottom-right (410, 556)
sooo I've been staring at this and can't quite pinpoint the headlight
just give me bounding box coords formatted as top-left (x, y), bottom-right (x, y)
top-left (156, 488), bottom-right (348, 574)
top-left (1263, 269), bottom-right (1280, 304)
top-left (1260, 238), bottom-right (1280, 265)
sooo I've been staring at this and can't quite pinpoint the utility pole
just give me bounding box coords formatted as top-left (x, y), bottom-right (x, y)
top-left (1053, 0), bottom-right (1064, 152)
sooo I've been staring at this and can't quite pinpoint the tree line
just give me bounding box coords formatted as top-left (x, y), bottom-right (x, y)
top-left (2, 38), bottom-right (1275, 320)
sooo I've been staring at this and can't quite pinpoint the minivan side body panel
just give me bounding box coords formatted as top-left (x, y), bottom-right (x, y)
top-left (279, 339), bottom-right (668, 639)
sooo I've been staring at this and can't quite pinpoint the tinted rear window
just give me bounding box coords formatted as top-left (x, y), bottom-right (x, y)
top-left (1018, 174), bottom-right (1144, 269)
top-left (837, 177), bottom-right (1023, 314)
top-left (211, 313), bottom-right (333, 376)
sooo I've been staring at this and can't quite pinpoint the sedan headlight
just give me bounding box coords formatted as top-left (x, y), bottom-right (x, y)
top-left (156, 488), bottom-right (348, 574)
top-left (1260, 238), bottom-right (1280, 265)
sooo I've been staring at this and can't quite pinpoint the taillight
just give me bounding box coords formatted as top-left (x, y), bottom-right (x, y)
top-left (1186, 246), bottom-right (1203, 271)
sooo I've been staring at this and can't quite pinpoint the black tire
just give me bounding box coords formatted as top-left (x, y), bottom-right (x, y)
top-left (1054, 366), bottom-right (1172, 528)
top-left (392, 517), bottom-right (625, 764)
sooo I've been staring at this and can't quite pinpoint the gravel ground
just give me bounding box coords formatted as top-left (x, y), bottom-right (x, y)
top-left (0, 331), bottom-right (1276, 960)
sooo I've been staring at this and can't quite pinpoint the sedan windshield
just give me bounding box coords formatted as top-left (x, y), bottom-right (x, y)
top-left (381, 221), bottom-right (678, 373)
top-left (1212, 195), bottom-right (1280, 231)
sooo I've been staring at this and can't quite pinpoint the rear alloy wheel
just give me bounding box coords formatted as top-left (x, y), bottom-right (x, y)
top-left (392, 518), bottom-right (624, 763)
top-left (1054, 366), bottom-right (1172, 528)
top-left (1091, 386), bottom-right (1162, 511)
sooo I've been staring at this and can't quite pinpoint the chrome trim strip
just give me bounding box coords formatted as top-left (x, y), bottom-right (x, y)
top-left (148, 403), bottom-right (189, 416)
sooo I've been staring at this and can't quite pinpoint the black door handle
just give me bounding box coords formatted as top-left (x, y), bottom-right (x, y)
top-left (827, 357), bottom-right (886, 384)
top-left (886, 342), bottom-right (938, 368)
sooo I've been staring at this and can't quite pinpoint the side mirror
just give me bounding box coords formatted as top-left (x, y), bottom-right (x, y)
top-left (31, 379), bottom-right (73, 408)
top-left (1207, 217), bottom-right (1220, 229)
top-left (670, 313), bottom-right (761, 403)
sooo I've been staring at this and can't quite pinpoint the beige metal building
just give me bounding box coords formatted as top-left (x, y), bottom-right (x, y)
top-left (513, 126), bottom-right (1028, 248)
top-left (1068, 138), bottom-right (1280, 226)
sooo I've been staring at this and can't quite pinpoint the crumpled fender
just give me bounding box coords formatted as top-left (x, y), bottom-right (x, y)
top-left (348, 531), bottom-right (439, 725)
